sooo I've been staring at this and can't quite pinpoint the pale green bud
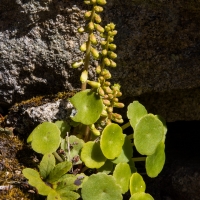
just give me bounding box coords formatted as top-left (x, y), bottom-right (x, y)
top-left (112, 118), bottom-right (123, 124)
top-left (103, 99), bottom-right (111, 106)
top-left (84, 11), bottom-right (92, 19)
top-left (96, 65), bottom-right (101, 74)
top-left (98, 76), bottom-right (104, 82)
top-left (110, 60), bottom-right (117, 68)
top-left (113, 102), bottom-right (124, 108)
top-left (112, 113), bottom-right (122, 119)
top-left (94, 6), bottom-right (104, 12)
top-left (91, 128), bottom-right (100, 136)
top-left (72, 60), bottom-right (83, 68)
top-left (108, 94), bottom-right (114, 99)
top-left (98, 87), bottom-right (105, 96)
top-left (103, 86), bottom-right (112, 94)
top-left (108, 37), bottom-right (114, 42)
top-left (104, 72), bottom-right (111, 79)
top-left (88, 22), bottom-right (95, 31)
top-left (94, 24), bottom-right (104, 33)
top-left (96, 0), bottom-right (107, 5)
top-left (91, 0), bottom-right (97, 3)
top-left (87, 80), bottom-right (101, 88)
top-left (80, 70), bottom-right (88, 83)
top-left (91, 47), bottom-right (99, 59)
top-left (94, 14), bottom-right (101, 23)
top-left (105, 26), bottom-right (111, 32)
top-left (102, 49), bottom-right (107, 56)
top-left (101, 109), bottom-right (108, 117)
top-left (84, 0), bottom-right (92, 5)
top-left (112, 97), bottom-right (118, 102)
top-left (108, 51), bottom-right (117, 59)
top-left (111, 30), bottom-right (117, 36)
top-left (106, 106), bottom-right (113, 113)
top-left (108, 44), bottom-right (117, 51)
top-left (90, 33), bottom-right (97, 45)
top-left (78, 27), bottom-right (85, 33)
top-left (116, 91), bottom-right (122, 97)
top-left (101, 41), bottom-right (107, 46)
top-left (80, 42), bottom-right (87, 52)
top-left (112, 83), bottom-right (121, 91)
top-left (110, 23), bottom-right (116, 30)
top-left (104, 81), bottom-right (111, 86)
top-left (103, 58), bottom-right (111, 66)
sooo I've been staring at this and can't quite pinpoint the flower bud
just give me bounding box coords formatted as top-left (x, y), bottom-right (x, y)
top-left (112, 97), bottom-right (118, 102)
top-left (106, 106), bottom-right (113, 113)
top-left (103, 86), bottom-right (112, 94)
top-left (96, 65), bottom-right (101, 74)
top-left (94, 14), bottom-right (101, 23)
top-left (87, 80), bottom-right (101, 88)
top-left (91, 0), bottom-right (96, 3)
top-left (90, 33), bottom-right (97, 45)
top-left (101, 41), bottom-right (107, 46)
top-left (91, 128), bottom-right (100, 136)
top-left (110, 23), bottom-right (116, 30)
top-left (80, 70), bottom-right (88, 83)
top-left (84, 11), bottom-right (92, 19)
top-left (78, 27), bottom-right (85, 33)
top-left (104, 72), bottom-right (111, 79)
top-left (101, 109), bottom-right (108, 117)
top-left (112, 113), bottom-right (122, 119)
top-left (112, 84), bottom-right (121, 91)
top-left (108, 37), bottom-right (114, 42)
top-left (105, 26), bottom-right (111, 32)
top-left (108, 44), bottom-right (117, 51)
top-left (91, 47), bottom-right (99, 59)
top-left (80, 42), bottom-right (87, 52)
top-left (96, 0), bottom-right (107, 5)
top-left (98, 87), bottom-right (105, 96)
top-left (110, 60), bottom-right (117, 67)
top-left (88, 22), bottom-right (95, 31)
top-left (98, 76), bottom-right (104, 82)
top-left (103, 58), bottom-right (111, 66)
top-left (94, 6), bottom-right (103, 12)
top-left (112, 118), bottom-right (123, 124)
top-left (113, 102), bottom-right (124, 108)
top-left (108, 94), bottom-right (114, 99)
top-left (72, 60), bottom-right (83, 68)
top-left (94, 24), bottom-right (104, 33)
top-left (84, 0), bottom-right (92, 5)
top-left (103, 99), bottom-right (111, 106)
top-left (102, 49), bottom-right (107, 56)
top-left (108, 51), bottom-right (117, 59)
top-left (104, 81), bottom-right (110, 86)
top-left (116, 91), bottom-right (122, 97)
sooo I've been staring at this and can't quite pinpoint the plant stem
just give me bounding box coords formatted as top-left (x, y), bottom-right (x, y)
top-left (132, 157), bottom-right (146, 162)
top-left (121, 122), bottom-right (130, 130)
top-left (53, 152), bottom-right (64, 162)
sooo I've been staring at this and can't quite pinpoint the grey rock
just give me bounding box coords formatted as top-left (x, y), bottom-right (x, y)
top-left (1, 0), bottom-right (200, 122)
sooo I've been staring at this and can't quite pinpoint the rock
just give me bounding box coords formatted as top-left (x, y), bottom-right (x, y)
top-left (1, 0), bottom-right (200, 121)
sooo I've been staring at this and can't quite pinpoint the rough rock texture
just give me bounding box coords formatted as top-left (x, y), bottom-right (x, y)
top-left (1, 0), bottom-right (200, 121)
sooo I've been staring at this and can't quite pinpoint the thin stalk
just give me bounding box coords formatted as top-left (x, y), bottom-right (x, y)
top-left (121, 122), bottom-right (130, 130)
top-left (132, 157), bottom-right (146, 162)
top-left (53, 152), bottom-right (64, 162)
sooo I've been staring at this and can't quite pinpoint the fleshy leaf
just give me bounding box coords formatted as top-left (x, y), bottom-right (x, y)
top-left (112, 135), bottom-right (133, 164)
top-left (97, 159), bottom-right (114, 174)
top-left (130, 173), bottom-right (146, 195)
top-left (127, 101), bottom-right (147, 129)
top-left (81, 141), bottom-right (106, 168)
top-left (70, 89), bottom-right (103, 125)
top-left (30, 122), bottom-right (61, 154)
top-left (47, 191), bottom-right (61, 200)
top-left (81, 173), bottom-right (122, 200)
top-left (22, 168), bottom-right (53, 195)
top-left (55, 120), bottom-right (71, 138)
top-left (100, 123), bottom-right (124, 159)
top-left (146, 142), bottom-right (165, 178)
top-left (39, 153), bottom-right (55, 180)
top-left (134, 114), bottom-right (164, 155)
top-left (113, 163), bottom-right (131, 194)
top-left (129, 192), bottom-right (154, 200)
top-left (47, 161), bottom-right (72, 183)
top-left (61, 135), bottom-right (84, 165)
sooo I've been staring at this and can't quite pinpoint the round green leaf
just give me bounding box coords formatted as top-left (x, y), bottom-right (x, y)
top-left (127, 101), bottom-right (147, 129)
top-left (112, 135), bottom-right (133, 164)
top-left (81, 141), bottom-right (106, 169)
top-left (100, 123), bottom-right (124, 159)
top-left (129, 192), bottom-right (154, 200)
top-left (81, 173), bottom-right (122, 200)
top-left (70, 89), bottom-right (104, 125)
top-left (134, 114), bottom-right (164, 155)
top-left (130, 173), bottom-right (146, 195)
top-left (55, 120), bottom-right (71, 138)
top-left (98, 159), bottom-right (114, 174)
top-left (31, 122), bottom-right (61, 154)
top-left (113, 163), bottom-right (131, 194)
top-left (146, 142), bottom-right (165, 178)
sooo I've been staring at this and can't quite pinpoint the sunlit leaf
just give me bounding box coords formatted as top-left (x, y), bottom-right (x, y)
top-left (55, 120), bottom-right (71, 138)
top-left (97, 159), bottom-right (114, 174)
top-left (146, 142), bottom-right (165, 178)
top-left (130, 173), bottom-right (146, 195)
top-left (100, 123), bottom-right (124, 159)
top-left (81, 173), bottom-right (122, 200)
top-left (134, 114), bottom-right (164, 155)
top-left (70, 89), bottom-right (103, 125)
top-left (113, 163), bottom-right (131, 194)
top-left (129, 192), bottom-right (154, 200)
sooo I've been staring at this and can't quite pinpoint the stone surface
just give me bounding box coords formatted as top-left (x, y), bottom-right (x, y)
top-left (1, 0), bottom-right (200, 121)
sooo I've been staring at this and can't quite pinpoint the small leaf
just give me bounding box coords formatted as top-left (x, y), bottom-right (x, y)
top-left (134, 114), bottom-right (164, 155)
top-left (30, 122), bottom-right (61, 154)
top-left (130, 173), bottom-right (146, 195)
top-left (81, 173), bottom-right (122, 200)
top-left (112, 135), bottom-right (133, 164)
top-left (146, 142), bottom-right (165, 178)
top-left (81, 141), bottom-right (106, 169)
top-left (47, 161), bottom-right (72, 183)
top-left (129, 192), bottom-right (154, 200)
top-left (55, 120), bottom-right (71, 138)
top-left (100, 123), bottom-right (124, 159)
top-left (23, 168), bottom-right (53, 195)
top-left (70, 89), bottom-right (104, 125)
top-left (47, 191), bottom-right (61, 200)
top-left (113, 163), bottom-right (131, 194)
top-left (39, 153), bottom-right (55, 180)
top-left (127, 101), bottom-right (147, 130)
top-left (97, 159), bottom-right (113, 174)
